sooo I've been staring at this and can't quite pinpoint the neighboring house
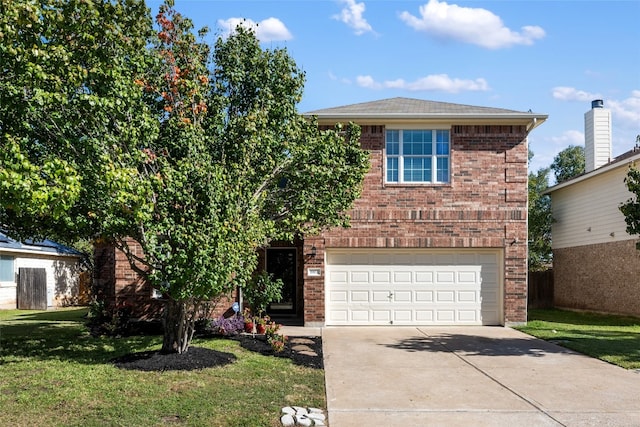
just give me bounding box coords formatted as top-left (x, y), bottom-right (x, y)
top-left (545, 100), bottom-right (640, 317)
top-left (0, 231), bottom-right (86, 310)
top-left (98, 97), bottom-right (547, 326)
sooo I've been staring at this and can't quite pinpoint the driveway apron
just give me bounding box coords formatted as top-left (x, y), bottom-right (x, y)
top-left (322, 326), bottom-right (640, 427)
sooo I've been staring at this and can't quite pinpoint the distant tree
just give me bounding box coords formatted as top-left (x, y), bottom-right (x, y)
top-left (550, 145), bottom-right (585, 183)
top-left (619, 136), bottom-right (640, 250)
top-left (528, 150), bottom-right (552, 270)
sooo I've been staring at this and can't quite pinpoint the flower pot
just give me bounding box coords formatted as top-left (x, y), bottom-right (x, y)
top-left (244, 322), bottom-right (254, 333)
top-left (256, 324), bottom-right (266, 334)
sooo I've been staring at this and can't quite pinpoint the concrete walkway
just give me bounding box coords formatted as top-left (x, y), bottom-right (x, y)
top-left (322, 326), bottom-right (640, 427)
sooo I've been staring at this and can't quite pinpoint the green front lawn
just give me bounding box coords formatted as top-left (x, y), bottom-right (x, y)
top-left (516, 308), bottom-right (640, 369)
top-left (0, 308), bottom-right (325, 427)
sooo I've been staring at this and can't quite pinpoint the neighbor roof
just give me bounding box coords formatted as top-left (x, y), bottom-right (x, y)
top-left (545, 147), bottom-right (640, 194)
top-left (305, 97), bottom-right (547, 130)
top-left (0, 231), bottom-right (84, 257)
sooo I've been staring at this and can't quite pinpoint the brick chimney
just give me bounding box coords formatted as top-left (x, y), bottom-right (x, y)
top-left (584, 99), bottom-right (612, 173)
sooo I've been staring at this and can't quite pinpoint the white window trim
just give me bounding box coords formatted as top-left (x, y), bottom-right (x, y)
top-left (385, 129), bottom-right (450, 184)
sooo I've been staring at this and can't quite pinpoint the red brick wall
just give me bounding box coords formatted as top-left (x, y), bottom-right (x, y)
top-left (94, 239), bottom-right (236, 320)
top-left (303, 124), bottom-right (529, 324)
top-left (554, 240), bottom-right (640, 317)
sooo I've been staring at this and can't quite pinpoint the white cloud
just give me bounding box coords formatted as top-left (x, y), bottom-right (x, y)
top-left (332, 0), bottom-right (374, 35)
top-left (552, 86), bottom-right (601, 102)
top-left (356, 73), bottom-right (489, 93)
top-left (550, 130), bottom-right (584, 147)
top-left (552, 88), bottom-right (640, 131)
top-left (217, 17), bottom-right (292, 42)
top-left (607, 90), bottom-right (640, 129)
top-left (399, 0), bottom-right (545, 49)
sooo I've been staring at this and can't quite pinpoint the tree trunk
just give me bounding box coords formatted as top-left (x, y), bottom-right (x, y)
top-left (161, 298), bottom-right (197, 354)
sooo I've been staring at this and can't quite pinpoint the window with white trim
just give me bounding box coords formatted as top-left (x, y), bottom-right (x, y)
top-left (0, 255), bottom-right (15, 282)
top-left (386, 129), bottom-right (450, 183)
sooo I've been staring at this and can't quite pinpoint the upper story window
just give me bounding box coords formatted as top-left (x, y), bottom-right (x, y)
top-left (386, 129), bottom-right (450, 184)
top-left (0, 255), bottom-right (14, 282)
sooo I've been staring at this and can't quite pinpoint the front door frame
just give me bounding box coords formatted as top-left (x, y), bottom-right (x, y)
top-left (265, 247), bottom-right (298, 316)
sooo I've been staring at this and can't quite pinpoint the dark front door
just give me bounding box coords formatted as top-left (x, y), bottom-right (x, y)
top-left (266, 248), bottom-right (296, 315)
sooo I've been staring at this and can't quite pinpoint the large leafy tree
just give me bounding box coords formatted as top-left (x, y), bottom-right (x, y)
top-left (528, 150), bottom-right (552, 271)
top-left (619, 137), bottom-right (640, 250)
top-left (0, 1), bottom-right (369, 354)
top-left (550, 145), bottom-right (585, 183)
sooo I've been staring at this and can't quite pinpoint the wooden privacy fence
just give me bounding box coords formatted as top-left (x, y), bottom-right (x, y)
top-left (17, 267), bottom-right (47, 310)
top-left (528, 269), bottom-right (554, 309)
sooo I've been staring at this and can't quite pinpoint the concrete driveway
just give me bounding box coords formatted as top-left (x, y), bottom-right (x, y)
top-left (322, 326), bottom-right (640, 427)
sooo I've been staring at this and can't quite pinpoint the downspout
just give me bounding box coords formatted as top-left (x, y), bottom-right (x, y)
top-left (526, 117), bottom-right (538, 135)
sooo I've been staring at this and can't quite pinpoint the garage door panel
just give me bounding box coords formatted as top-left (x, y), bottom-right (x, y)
top-left (458, 290), bottom-right (478, 302)
top-left (436, 271), bottom-right (455, 283)
top-left (458, 310), bottom-right (478, 322)
top-left (415, 291), bottom-right (434, 302)
top-left (458, 271), bottom-right (478, 283)
top-left (436, 290), bottom-right (455, 302)
top-left (330, 310), bottom-right (348, 322)
top-left (481, 289), bottom-right (498, 303)
top-left (393, 271), bottom-right (412, 283)
top-left (372, 290), bottom-right (390, 302)
top-left (436, 310), bottom-right (455, 322)
top-left (326, 250), bottom-right (501, 326)
top-left (371, 311), bottom-right (391, 322)
top-left (393, 291), bottom-right (412, 302)
top-left (393, 310), bottom-right (412, 322)
top-left (372, 271), bottom-right (391, 283)
top-left (415, 310), bottom-right (434, 321)
top-left (415, 271), bottom-right (434, 283)
top-left (330, 271), bottom-right (348, 283)
top-left (351, 291), bottom-right (369, 302)
top-left (351, 271), bottom-right (370, 283)
top-left (351, 310), bottom-right (369, 321)
top-left (330, 290), bottom-right (348, 303)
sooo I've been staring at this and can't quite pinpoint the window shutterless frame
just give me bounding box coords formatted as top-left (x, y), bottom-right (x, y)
top-left (385, 129), bottom-right (450, 184)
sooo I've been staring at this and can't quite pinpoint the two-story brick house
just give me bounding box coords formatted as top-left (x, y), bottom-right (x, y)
top-left (96, 97), bottom-right (547, 326)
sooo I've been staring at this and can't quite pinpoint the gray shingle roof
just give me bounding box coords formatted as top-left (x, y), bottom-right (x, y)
top-left (305, 97), bottom-right (546, 119)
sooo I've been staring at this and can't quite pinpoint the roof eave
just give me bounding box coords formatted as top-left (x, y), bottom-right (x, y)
top-left (545, 151), bottom-right (640, 195)
top-left (308, 113), bottom-right (548, 130)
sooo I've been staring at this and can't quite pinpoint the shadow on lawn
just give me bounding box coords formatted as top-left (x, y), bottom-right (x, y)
top-left (0, 309), bottom-right (324, 370)
top-left (0, 308), bottom-right (161, 366)
top-left (384, 332), bottom-right (576, 358)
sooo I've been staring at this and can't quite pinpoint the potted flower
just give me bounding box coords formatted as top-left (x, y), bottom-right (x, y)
top-left (255, 316), bottom-right (267, 334)
top-left (243, 308), bottom-right (255, 333)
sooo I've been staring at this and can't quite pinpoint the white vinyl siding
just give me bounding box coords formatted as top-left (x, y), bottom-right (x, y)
top-left (550, 165), bottom-right (635, 249)
top-left (0, 253), bottom-right (82, 308)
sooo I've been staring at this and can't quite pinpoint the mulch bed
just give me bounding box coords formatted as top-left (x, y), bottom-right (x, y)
top-left (112, 347), bottom-right (237, 371)
top-left (112, 334), bottom-right (323, 372)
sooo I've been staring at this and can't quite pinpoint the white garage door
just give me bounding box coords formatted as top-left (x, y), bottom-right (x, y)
top-left (326, 249), bottom-right (502, 326)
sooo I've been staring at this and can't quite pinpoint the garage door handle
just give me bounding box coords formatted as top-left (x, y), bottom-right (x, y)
top-left (388, 292), bottom-right (393, 299)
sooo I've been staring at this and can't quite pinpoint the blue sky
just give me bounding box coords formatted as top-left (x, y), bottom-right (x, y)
top-left (147, 0), bottom-right (640, 174)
